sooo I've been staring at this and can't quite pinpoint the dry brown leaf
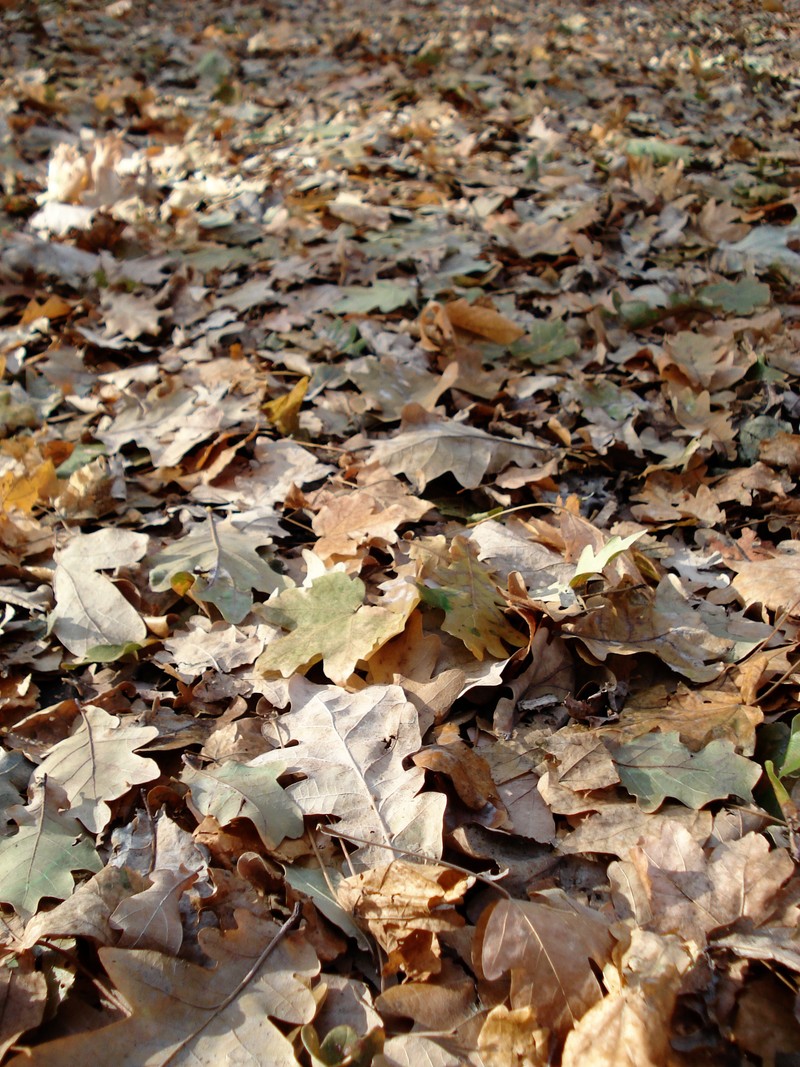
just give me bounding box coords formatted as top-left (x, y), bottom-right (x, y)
top-left (443, 299), bottom-right (525, 345)
top-left (615, 823), bottom-right (794, 945)
top-left (109, 867), bottom-right (198, 955)
top-left (413, 723), bottom-right (503, 813)
top-left (0, 952), bottom-right (47, 1059)
top-left (337, 860), bottom-right (474, 979)
top-left (732, 543), bottom-right (800, 614)
top-left (478, 892), bottom-right (612, 1039)
top-left (477, 1005), bottom-right (550, 1067)
top-left (375, 958), bottom-right (475, 1031)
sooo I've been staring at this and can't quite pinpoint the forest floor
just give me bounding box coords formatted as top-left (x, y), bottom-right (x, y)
top-left (0, 0), bottom-right (799, 1064)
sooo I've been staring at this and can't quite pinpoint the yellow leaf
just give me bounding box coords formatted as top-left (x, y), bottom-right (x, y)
top-left (19, 295), bottom-right (73, 325)
top-left (0, 460), bottom-right (59, 514)
top-left (264, 376), bottom-right (309, 435)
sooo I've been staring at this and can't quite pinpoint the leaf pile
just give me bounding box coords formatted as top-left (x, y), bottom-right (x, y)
top-left (1, 0), bottom-right (799, 1063)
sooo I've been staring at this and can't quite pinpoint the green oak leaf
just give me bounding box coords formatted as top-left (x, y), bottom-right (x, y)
top-left (256, 572), bottom-right (411, 685)
top-left (182, 761), bottom-right (303, 850)
top-left (607, 732), bottom-right (761, 813)
top-left (0, 781), bottom-right (102, 920)
top-left (149, 516), bottom-right (287, 624)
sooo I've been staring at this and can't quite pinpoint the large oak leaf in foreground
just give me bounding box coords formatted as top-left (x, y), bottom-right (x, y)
top-left (7, 909), bottom-right (319, 1067)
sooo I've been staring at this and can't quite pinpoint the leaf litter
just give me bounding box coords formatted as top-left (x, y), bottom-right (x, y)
top-left (0, 0), bottom-right (799, 1063)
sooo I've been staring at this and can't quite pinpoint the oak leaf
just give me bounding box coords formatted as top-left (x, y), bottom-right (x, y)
top-left (256, 571), bottom-right (414, 685)
top-left (411, 535), bottom-right (526, 660)
top-left (149, 515), bottom-right (287, 624)
top-left (479, 892), bottom-right (612, 1039)
top-left (607, 732), bottom-right (761, 812)
top-left (254, 678), bottom-right (446, 863)
top-left (371, 415), bottom-right (543, 491)
top-left (181, 759), bottom-right (304, 850)
top-left (7, 909), bottom-right (319, 1067)
top-left (0, 781), bottom-right (102, 919)
top-left (49, 528), bottom-right (148, 658)
top-left (109, 867), bottom-right (198, 955)
top-left (34, 705), bottom-right (159, 833)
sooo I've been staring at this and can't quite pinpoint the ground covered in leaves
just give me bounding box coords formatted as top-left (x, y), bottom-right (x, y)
top-left (0, 0), bottom-right (799, 1063)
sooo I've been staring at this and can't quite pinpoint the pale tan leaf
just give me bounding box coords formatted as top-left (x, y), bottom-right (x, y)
top-left (110, 867), bottom-right (198, 955)
top-left (255, 678), bottom-right (446, 864)
top-left (34, 705), bottom-right (159, 833)
top-left (7, 909), bottom-right (319, 1067)
top-left (477, 1005), bottom-right (549, 1067)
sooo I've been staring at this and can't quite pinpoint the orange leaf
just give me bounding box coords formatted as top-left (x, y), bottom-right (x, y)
top-left (444, 299), bottom-right (525, 344)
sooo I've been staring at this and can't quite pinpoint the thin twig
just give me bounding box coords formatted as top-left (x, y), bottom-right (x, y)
top-left (159, 902), bottom-right (302, 1066)
top-left (320, 827), bottom-right (511, 898)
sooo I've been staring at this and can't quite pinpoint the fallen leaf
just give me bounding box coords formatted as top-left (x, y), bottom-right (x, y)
top-left (6, 909), bottom-right (319, 1067)
top-left (412, 535), bottom-right (526, 660)
top-left (149, 515), bottom-right (286, 624)
top-left (109, 867), bottom-right (198, 954)
top-left (254, 678), bottom-right (446, 863)
top-left (34, 705), bottom-right (159, 833)
top-left (0, 781), bottom-right (102, 919)
top-left (479, 892), bottom-right (612, 1039)
top-left (181, 759), bottom-right (304, 850)
top-left (257, 570), bottom-right (414, 685)
top-left (607, 732), bottom-right (761, 812)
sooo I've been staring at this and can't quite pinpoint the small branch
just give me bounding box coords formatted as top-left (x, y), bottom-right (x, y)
top-left (159, 902), bottom-right (302, 1066)
top-left (320, 827), bottom-right (511, 899)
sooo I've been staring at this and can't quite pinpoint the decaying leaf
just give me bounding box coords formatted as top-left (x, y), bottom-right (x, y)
top-left (337, 860), bottom-right (473, 979)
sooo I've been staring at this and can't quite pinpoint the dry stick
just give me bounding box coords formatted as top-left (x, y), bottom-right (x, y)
top-left (159, 901), bottom-right (302, 1067)
top-left (319, 827), bottom-right (512, 899)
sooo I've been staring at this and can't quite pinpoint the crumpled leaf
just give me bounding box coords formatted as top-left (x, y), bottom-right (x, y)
top-left (7, 909), bottom-right (319, 1067)
top-left (612, 822), bottom-right (794, 945)
top-left (411, 535), bottom-right (526, 660)
top-left (337, 860), bottom-right (473, 979)
top-left (607, 732), bottom-right (761, 812)
top-left (34, 705), bottom-right (159, 833)
top-left (254, 678), bottom-right (446, 864)
top-left (149, 515), bottom-right (287, 624)
top-left (256, 570), bottom-right (414, 685)
top-left (181, 759), bottom-right (304, 850)
top-left (0, 781), bottom-right (102, 920)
